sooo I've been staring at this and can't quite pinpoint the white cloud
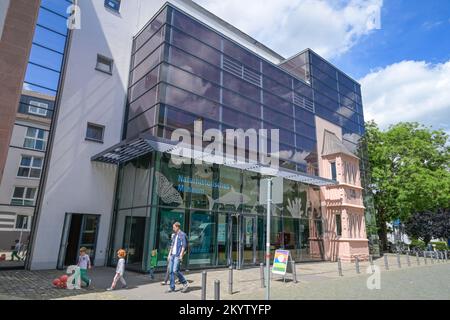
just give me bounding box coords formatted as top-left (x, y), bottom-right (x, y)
top-left (360, 60), bottom-right (450, 133)
top-left (193, 0), bottom-right (383, 59)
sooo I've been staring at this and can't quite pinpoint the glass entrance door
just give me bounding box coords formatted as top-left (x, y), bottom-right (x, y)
top-left (242, 215), bottom-right (256, 265)
top-left (57, 213), bottom-right (100, 269)
top-left (229, 214), bottom-right (240, 268)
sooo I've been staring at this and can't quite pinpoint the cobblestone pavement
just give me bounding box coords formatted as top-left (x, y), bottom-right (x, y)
top-left (0, 254), bottom-right (448, 300)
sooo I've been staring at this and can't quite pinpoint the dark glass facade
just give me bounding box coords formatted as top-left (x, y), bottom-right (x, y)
top-left (109, 4), bottom-right (373, 271)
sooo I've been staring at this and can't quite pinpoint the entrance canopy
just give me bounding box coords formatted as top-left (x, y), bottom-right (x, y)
top-left (91, 134), bottom-right (336, 187)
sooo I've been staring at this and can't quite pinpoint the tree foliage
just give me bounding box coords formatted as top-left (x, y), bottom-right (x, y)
top-left (362, 121), bottom-right (450, 249)
top-left (403, 211), bottom-right (448, 245)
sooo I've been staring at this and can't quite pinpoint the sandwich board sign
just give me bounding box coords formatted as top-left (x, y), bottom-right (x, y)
top-left (272, 249), bottom-right (297, 282)
top-left (272, 250), bottom-right (290, 275)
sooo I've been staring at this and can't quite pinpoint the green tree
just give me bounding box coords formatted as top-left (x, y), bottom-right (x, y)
top-left (362, 121), bottom-right (450, 251)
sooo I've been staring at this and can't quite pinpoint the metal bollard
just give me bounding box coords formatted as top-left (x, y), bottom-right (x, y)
top-left (424, 253), bottom-right (428, 265)
top-left (260, 263), bottom-right (265, 288)
top-left (228, 266), bottom-right (233, 295)
top-left (201, 271), bottom-right (207, 300)
top-left (396, 253), bottom-right (401, 268)
top-left (291, 260), bottom-right (298, 283)
top-left (431, 252), bottom-right (435, 264)
top-left (337, 258), bottom-right (343, 276)
top-left (445, 251), bottom-right (448, 261)
top-left (406, 253), bottom-right (411, 267)
top-left (355, 256), bottom-right (360, 274)
top-left (214, 280), bottom-right (220, 300)
top-left (416, 252), bottom-right (420, 265)
top-left (369, 255), bottom-right (375, 273)
top-left (384, 255), bottom-right (389, 270)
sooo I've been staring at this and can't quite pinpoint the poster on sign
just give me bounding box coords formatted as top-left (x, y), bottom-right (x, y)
top-left (272, 250), bottom-right (290, 275)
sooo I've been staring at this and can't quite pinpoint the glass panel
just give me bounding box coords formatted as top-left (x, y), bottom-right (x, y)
top-left (133, 26), bottom-right (165, 69)
top-left (217, 213), bottom-right (228, 265)
top-left (170, 27), bottom-right (221, 65)
top-left (190, 163), bottom-right (215, 209)
top-left (156, 153), bottom-right (190, 208)
top-left (118, 161), bottom-right (136, 209)
top-left (263, 77), bottom-right (291, 102)
top-left (13, 187), bottom-right (25, 198)
top-left (172, 10), bottom-right (221, 49)
top-left (264, 108), bottom-right (294, 131)
top-left (223, 72), bottom-right (260, 102)
top-left (169, 45), bottom-right (220, 84)
top-left (242, 216), bottom-right (255, 264)
top-left (21, 156), bottom-right (32, 166)
top-left (133, 155), bottom-right (151, 207)
top-left (128, 85), bottom-right (158, 121)
top-left (127, 105), bottom-right (157, 139)
top-left (130, 46), bottom-right (162, 86)
top-left (263, 92), bottom-right (292, 117)
top-left (112, 209), bottom-right (131, 265)
top-left (123, 209), bottom-right (148, 269)
top-left (223, 39), bottom-right (260, 70)
top-left (283, 217), bottom-right (301, 261)
top-left (129, 65), bottom-right (160, 103)
top-left (135, 8), bottom-right (166, 52)
top-left (241, 171), bottom-right (259, 214)
top-left (164, 65), bottom-right (220, 103)
top-left (223, 88), bottom-right (260, 117)
top-left (163, 85), bottom-right (220, 121)
top-left (222, 107), bottom-right (261, 130)
top-left (156, 208), bottom-right (185, 266)
top-left (262, 61), bottom-right (291, 88)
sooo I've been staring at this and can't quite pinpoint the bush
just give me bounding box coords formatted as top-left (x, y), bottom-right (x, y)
top-left (410, 239), bottom-right (426, 250)
top-left (431, 241), bottom-right (448, 251)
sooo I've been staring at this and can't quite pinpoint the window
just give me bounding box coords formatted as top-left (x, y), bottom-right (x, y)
top-left (330, 161), bottom-right (337, 181)
top-left (15, 215), bottom-right (30, 230)
top-left (96, 54), bottom-right (113, 75)
top-left (28, 100), bottom-right (49, 117)
top-left (336, 214), bottom-right (342, 236)
top-left (11, 187), bottom-right (37, 206)
top-left (104, 0), bottom-right (121, 12)
top-left (23, 127), bottom-right (46, 151)
top-left (17, 156), bottom-right (43, 179)
top-left (86, 123), bottom-right (105, 143)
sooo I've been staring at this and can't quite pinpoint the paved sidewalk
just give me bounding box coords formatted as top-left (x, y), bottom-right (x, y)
top-left (0, 254), bottom-right (448, 300)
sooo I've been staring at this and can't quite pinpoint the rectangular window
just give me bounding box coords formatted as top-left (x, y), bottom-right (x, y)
top-left (17, 156), bottom-right (43, 179)
top-left (28, 100), bottom-right (49, 117)
top-left (23, 127), bottom-right (46, 151)
top-left (11, 187), bottom-right (37, 206)
top-left (336, 214), bottom-right (342, 236)
top-left (96, 54), bottom-right (113, 75)
top-left (330, 162), bottom-right (337, 181)
top-left (104, 0), bottom-right (120, 12)
top-left (15, 215), bottom-right (30, 230)
top-left (86, 123), bottom-right (105, 143)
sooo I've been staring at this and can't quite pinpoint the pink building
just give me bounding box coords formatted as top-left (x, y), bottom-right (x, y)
top-left (316, 117), bottom-right (370, 262)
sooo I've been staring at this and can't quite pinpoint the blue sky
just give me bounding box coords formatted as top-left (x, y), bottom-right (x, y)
top-left (334, 0), bottom-right (450, 78)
